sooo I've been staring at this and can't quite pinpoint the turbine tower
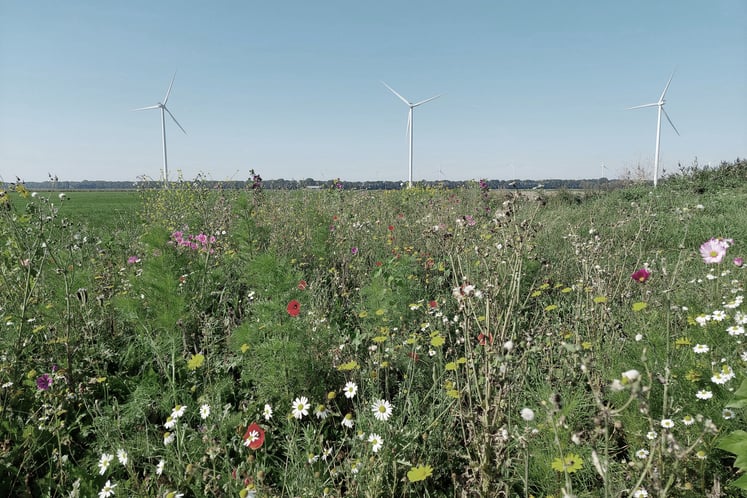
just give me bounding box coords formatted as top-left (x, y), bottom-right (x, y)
top-left (134, 72), bottom-right (187, 186)
top-left (627, 71), bottom-right (679, 187)
top-left (382, 81), bottom-right (441, 188)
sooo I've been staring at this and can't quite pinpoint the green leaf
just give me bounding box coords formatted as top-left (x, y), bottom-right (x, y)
top-left (729, 473), bottom-right (747, 490)
top-left (726, 379), bottom-right (747, 409)
top-left (716, 430), bottom-right (747, 471)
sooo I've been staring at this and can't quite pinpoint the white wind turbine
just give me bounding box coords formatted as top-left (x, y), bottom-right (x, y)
top-left (134, 72), bottom-right (187, 186)
top-left (382, 81), bottom-right (441, 188)
top-left (627, 71), bottom-right (680, 187)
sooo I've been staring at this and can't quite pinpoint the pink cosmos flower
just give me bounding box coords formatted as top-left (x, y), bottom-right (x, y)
top-left (631, 268), bottom-right (651, 283)
top-left (700, 238), bottom-right (729, 264)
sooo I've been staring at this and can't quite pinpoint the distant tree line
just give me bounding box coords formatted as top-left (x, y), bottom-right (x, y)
top-left (15, 177), bottom-right (627, 191)
top-left (11, 158), bottom-right (744, 191)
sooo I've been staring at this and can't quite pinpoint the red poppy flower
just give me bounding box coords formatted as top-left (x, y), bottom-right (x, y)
top-left (429, 300), bottom-right (438, 309)
top-left (243, 422), bottom-right (265, 450)
top-left (297, 280), bottom-right (308, 290)
top-left (287, 300), bottom-right (300, 317)
top-left (388, 225), bottom-right (394, 231)
top-left (478, 332), bottom-right (494, 346)
top-left (630, 268), bottom-right (651, 283)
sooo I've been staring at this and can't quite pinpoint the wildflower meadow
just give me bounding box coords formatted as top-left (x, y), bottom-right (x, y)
top-left (1, 160), bottom-right (746, 497)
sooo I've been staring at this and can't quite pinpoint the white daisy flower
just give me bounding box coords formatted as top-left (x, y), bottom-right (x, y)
top-left (291, 396), bottom-right (310, 420)
top-left (171, 404), bottom-right (186, 419)
top-left (367, 433), bottom-right (383, 453)
top-left (98, 479), bottom-right (117, 498)
top-left (97, 453), bottom-right (113, 475)
top-left (371, 399), bottom-right (393, 422)
top-left (343, 381), bottom-right (358, 399)
top-left (315, 404), bottom-right (329, 419)
top-left (341, 413), bottom-right (354, 429)
top-left (693, 344), bottom-right (709, 354)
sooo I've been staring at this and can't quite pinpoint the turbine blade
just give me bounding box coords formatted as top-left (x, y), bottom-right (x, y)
top-left (626, 103), bottom-right (658, 110)
top-left (382, 81), bottom-right (410, 105)
top-left (132, 104), bottom-right (160, 111)
top-left (164, 106), bottom-right (187, 134)
top-left (659, 71), bottom-right (675, 102)
top-left (163, 72), bottom-right (177, 104)
top-left (413, 94), bottom-right (442, 107)
top-left (662, 108), bottom-right (680, 136)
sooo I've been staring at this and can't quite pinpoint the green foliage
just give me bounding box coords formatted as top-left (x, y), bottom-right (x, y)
top-left (664, 157), bottom-right (747, 193)
top-left (717, 379), bottom-right (747, 489)
top-left (716, 429), bottom-right (747, 489)
top-left (1, 164), bottom-right (747, 497)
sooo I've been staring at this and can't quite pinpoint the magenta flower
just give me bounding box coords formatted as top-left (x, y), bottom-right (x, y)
top-left (735, 257), bottom-right (744, 268)
top-left (127, 256), bottom-right (140, 264)
top-left (700, 238), bottom-right (729, 264)
top-left (631, 268), bottom-right (651, 283)
top-left (351, 247), bottom-right (358, 255)
top-left (36, 373), bottom-right (53, 391)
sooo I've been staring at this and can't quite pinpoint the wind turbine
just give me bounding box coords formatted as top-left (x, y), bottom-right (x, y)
top-left (627, 71), bottom-right (679, 187)
top-left (382, 81), bottom-right (441, 188)
top-left (134, 72), bottom-right (187, 186)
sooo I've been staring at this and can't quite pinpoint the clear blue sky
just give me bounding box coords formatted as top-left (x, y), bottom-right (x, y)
top-left (1, 1), bottom-right (745, 183)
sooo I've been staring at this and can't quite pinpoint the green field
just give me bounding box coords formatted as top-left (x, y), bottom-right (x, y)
top-left (3, 191), bottom-right (141, 229)
top-left (1, 162), bottom-right (746, 497)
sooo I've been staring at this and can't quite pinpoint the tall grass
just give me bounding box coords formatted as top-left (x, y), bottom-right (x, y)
top-left (0, 161), bottom-right (745, 497)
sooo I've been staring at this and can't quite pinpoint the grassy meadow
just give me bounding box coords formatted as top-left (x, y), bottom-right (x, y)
top-left (1, 161), bottom-right (746, 497)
